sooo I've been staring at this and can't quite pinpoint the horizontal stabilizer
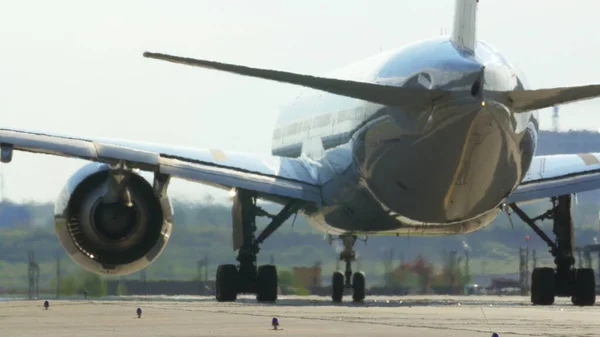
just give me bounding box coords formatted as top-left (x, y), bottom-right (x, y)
top-left (143, 52), bottom-right (447, 109)
top-left (504, 84), bottom-right (600, 112)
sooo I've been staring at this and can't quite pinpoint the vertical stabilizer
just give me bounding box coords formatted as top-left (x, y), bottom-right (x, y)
top-left (451, 0), bottom-right (479, 53)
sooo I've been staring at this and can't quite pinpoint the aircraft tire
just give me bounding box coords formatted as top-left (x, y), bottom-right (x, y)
top-left (256, 265), bottom-right (278, 302)
top-left (352, 271), bottom-right (366, 302)
top-left (531, 267), bottom-right (554, 305)
top-left (571, 268), bottom-right (596, 306)
top-left (332, 271), bottom-right (344, 303)
top-left (216, 264), bottom-right (238, 302)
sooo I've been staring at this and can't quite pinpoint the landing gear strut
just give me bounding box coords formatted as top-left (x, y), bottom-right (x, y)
top-left (508, 195), bottom-right (596, 306)
top-left (216, 189), bottom-right (301, 303)
top-left (331, 234), bottom-right (366, 303)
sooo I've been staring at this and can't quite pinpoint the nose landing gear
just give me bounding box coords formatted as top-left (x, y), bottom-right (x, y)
top-left (330, 234), bottom-right (366, 303)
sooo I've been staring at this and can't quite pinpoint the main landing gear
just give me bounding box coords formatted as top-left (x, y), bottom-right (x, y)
top-left (215, 189), bottom-right (301, 303)
top-left (508, 195), bottom-right (596, 306)
top-left (330, 234), bottom-right (366, 303)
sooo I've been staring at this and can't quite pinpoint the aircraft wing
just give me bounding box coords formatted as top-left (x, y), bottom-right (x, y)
top-left (0, 128), bottom-right (323, 204)
top-left (507, 153), bottom-right (600, 204)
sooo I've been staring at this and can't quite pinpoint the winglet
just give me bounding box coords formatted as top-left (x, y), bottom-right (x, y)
top-left (451, 0), bottom-right (479, 53)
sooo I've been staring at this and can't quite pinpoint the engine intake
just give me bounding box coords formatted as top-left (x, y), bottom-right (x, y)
top-left (54, 162), bottom-right (173, 276)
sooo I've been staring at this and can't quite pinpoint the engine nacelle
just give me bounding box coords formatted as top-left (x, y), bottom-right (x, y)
top-left (54, 162), bottom-right (173, 276)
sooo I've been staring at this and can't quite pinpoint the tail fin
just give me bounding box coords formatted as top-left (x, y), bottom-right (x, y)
top-left (451, 0), bottom-right (479, 53)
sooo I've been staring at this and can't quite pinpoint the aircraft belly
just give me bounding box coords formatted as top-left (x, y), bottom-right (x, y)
top-left (304, 154), bottom-right (501, 236)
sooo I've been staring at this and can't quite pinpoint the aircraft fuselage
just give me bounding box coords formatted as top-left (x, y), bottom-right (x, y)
top-left (272, 38), bottom-right (539, 235)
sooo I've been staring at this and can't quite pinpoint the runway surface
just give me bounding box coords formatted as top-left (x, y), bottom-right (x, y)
top-left (1, 295), bottom-right (599, 336)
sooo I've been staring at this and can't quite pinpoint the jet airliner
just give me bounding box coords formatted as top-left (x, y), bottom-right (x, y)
top-left (3, 0), bottom-right (600, 306)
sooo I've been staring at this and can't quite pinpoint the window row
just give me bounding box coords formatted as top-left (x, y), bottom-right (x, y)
top-left (272, 108), bottom-right (365, 139)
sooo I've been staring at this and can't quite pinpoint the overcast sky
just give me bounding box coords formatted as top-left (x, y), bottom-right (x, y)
top-left (1, 0), bottom-right (600, 203)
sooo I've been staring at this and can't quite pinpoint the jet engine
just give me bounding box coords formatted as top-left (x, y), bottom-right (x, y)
top-left (54, 162), bottom-right (173, 276)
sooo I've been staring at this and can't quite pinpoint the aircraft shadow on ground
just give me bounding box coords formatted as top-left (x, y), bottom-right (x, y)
top-left (194, 296), bottom-right (531, 308)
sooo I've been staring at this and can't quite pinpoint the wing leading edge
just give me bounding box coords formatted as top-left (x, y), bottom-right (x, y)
top-left (508, 153), bottom-right (600, 204)
top-left (0, 128), bottom-right (323, 204)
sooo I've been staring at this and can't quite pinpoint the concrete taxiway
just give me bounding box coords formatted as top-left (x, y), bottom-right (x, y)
top-left (1, 295), bottom-right (599, 336)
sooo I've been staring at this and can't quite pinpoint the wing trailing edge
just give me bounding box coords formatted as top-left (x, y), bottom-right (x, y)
top-left (0, 128), bottom-right (324, 205)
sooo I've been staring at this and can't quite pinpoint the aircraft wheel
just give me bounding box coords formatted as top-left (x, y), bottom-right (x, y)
top-left (531, 267), bottom-right (554, 305)
top-left (216, 264), bottom-right (238, 302)
top-left (572, 268), bottom-right (596, 306)
top-left (332, 271), bottom-right (344, 303)
top-left (352, 272), bottom-right (366, 302)
top-left (256, 265), bottom-right (278, 302)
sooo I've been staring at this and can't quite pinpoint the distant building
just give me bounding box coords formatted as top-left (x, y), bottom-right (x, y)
top-left (0, 201), bottom-right (32, 228)
top-left (292, 266), bottom-right (322, 288)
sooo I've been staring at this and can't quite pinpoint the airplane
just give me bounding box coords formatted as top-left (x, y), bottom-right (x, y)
top-left (3, 0), bottom-right (600, 306)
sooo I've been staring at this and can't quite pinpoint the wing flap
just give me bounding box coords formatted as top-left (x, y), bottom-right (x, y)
top-left (508, 153), bottom-right (600, 204)
top-left (0, 128), bottom-right (322, 204)
top-left (159, 157), bottom-right (321, 202)
top-left (95, 142), bottom-right (160, 167)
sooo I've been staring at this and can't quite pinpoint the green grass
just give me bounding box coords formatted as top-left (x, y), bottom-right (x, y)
top-left (0, 199), bottom-right (597, 291)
